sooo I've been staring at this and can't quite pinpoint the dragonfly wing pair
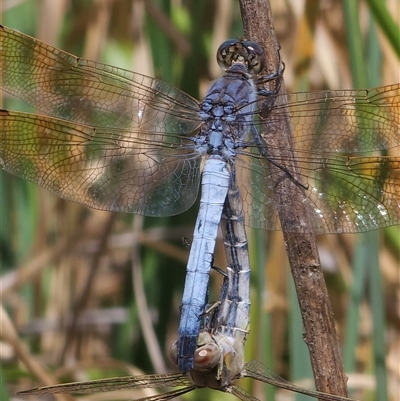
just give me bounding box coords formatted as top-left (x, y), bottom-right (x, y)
top-left (3, 25), bottom-right (400, 234)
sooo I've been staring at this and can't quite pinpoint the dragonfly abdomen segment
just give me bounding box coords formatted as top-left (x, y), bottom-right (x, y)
top-left (219, 170), bottom-right (251, 344)
top-left (177, 157), bottom-right (230, 372)
top-left (218, 266), bottom-right (251, 343)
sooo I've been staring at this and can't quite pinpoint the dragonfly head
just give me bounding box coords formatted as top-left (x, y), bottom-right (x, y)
top-left (169, 332), bottom-right (221, 371)
top-left (217, 39), bottom-right (265, 75)
top-left (170, 332), bottom-right (245, 390)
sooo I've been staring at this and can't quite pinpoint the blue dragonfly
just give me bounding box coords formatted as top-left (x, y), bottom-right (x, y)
top-left (1, 25), bottom-right (400, 372)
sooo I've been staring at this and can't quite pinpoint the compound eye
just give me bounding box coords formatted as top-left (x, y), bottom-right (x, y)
top-left (216, 39), bottom-right (266, 74)
top-left (242, 41), bottom-right (265, 74)
top-left (216, 40), bottom-right (240, 70)
top-left (193, 342), bottom-right (222, 370)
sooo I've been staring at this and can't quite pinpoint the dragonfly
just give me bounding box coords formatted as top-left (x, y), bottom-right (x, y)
top-left (1, 25), bottom-right (400, 371)
top-left (17, 197), bottom-right (357, 401)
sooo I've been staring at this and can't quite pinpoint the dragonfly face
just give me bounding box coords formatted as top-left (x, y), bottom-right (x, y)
top-left (169, 331), bottom-right (245, 390)
top-left (217, 39), bottom-right (266, 74)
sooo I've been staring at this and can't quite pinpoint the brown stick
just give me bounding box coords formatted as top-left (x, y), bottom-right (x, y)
top-left (239, 0), bottom-right (349, 396)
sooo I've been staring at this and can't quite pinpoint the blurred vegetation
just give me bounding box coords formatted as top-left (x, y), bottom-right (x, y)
top-left (1, 1), bottom-right (399, 401)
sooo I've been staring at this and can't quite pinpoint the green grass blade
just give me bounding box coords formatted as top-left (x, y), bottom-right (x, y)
top-left (365, 0), bottom-right (400, 57)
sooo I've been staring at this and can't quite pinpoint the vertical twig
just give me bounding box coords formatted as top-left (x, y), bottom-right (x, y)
top-left (61, 213), bottom-right (116, 362)
top-left (239, 0), bottom-right (349, 396)
top-left (131, 215), bottom-right (168, 374)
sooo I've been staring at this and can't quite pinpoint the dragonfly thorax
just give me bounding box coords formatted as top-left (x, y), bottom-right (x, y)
top-left (195, 68), bottom-right (257, 160)
top-left (201, 64), bottom-right (256, 112)
top-left (194, 128), bottom-right (237, 159)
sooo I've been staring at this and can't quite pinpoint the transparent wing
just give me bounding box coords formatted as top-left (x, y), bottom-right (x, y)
top-left (0, 25), bottom-right (201, 131)
top-left (131, 387), bottom-right (195, 401)
top-left (236, 84), bottom-right (400, 233)
top-left (243, 360), bottom-right (356, 401)
top-left (257, 85), bottom-right (400, 153)
top-left (0, 110), bottom-right (201, 215)
top-left (2, 25), bottom-right (400, 232)
top-left (0, 25), bottom-right (203, 216)
top-left (230, 385), bottom-right (261, 401)
top-left (16, 372), bottom-right (192, 395)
